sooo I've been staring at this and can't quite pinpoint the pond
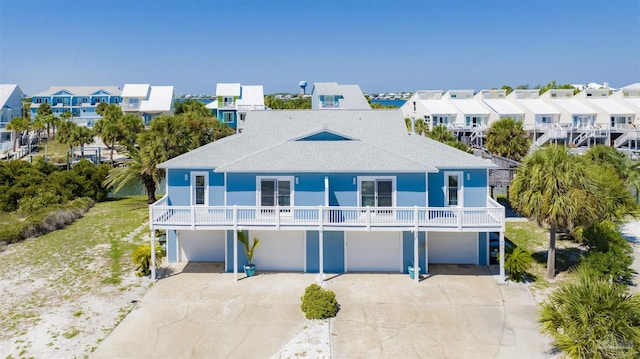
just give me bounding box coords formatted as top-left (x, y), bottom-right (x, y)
top-left (108, 177), bottom-right (166, 198)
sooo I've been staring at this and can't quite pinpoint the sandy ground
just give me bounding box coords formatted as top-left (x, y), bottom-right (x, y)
top-left (1, 220), bottom-right (637, 358)
top-left (0, 224), bottom-right (152, 359)
top-left (622, 219), bottom-right (640, 294)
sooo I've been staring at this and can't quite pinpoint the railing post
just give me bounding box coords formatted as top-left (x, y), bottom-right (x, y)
top-left (319, 205), bottom-right (324, 227)
top-left (191, 205), bottom-right (196, 230)
top-left (414, 206), bottom-right (418, 228)
top-left (366, 207), bottom-right (371, 231)
top-left (457, 207), bottom-right (462, 231)
top-left (276, 206), bottom-right (280, 230)
top-left (233, 205), bottom-right (238, 227)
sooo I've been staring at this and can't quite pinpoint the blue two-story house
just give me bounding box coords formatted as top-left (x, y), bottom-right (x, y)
top-left (149, 109), bottom-right (506, 282)
top-left (205, 83), bottom-right (265, 130)
top-left (30, 86), bottom-right (122, 127)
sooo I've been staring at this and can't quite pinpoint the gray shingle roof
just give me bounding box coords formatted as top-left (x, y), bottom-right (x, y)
top-left (31, 86), bottom-right (122, 97)
top-left (159, 110), bottom-right (495, 172)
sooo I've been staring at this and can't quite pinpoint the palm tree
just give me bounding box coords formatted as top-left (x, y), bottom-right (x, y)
top-left (71, 126), bottom-right (94, 157)
top-left (539, 266), bottom-right (640, 357)
top-left (414, 118), bottom-right (428, 136)
top-left (428, 125), bottom-right (455, 142)
top-left (485, 117), bottom-right (531, 161)
top-left (93, 104), bottom-right (123, 163)
top-left (32, 116), bottom-right (46, 145)
top-left (36, 102), bottom-right (53, 138)
top-left (6, 117), bottom-right (31, 152)
top-left (103, 147), bottom-right (161, 204)
top-left (509, 145), bottom-right (631, 279)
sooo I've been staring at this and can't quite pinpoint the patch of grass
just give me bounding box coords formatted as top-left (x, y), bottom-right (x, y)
top-left (29, 138), bottom-right (72, 163)
top-left (73, 310), bottom-right (83, 318)
top-left (0, 196), bottom-right (149, 343)
top-left (63, 328), bottom-right (79, 339)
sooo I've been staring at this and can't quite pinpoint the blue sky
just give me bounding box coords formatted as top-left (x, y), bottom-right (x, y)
top-left (1, 0), bottom-right (638, 95)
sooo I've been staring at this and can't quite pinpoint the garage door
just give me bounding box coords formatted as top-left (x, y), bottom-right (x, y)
top-left (346, 232), bottom-right (402, 272)
top-left (251, 230), bottom-right (305, 271)
top-left (179, 230), bottom-right (225, 262)
top-left (429, 232), bottom-right (477, 264)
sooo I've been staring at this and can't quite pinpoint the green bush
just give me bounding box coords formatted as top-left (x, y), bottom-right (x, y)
top-left (504, 247), bottom-right (533, 281)
top-left (131, 243), bottom-right (163, 277)
top-left (0, 223), bottom-right (27, 244)
top-left (300, 284), bottom-right (339, 320)
top-left (580, 245), bottom-right (633, 285)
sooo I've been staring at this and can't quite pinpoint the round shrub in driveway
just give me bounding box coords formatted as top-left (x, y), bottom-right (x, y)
top-left (300, 284), bottom-right (339, 320)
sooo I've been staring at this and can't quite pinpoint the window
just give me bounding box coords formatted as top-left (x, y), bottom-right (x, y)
top-left (191, 172), bottom-right (208, 205)
top-left (258, 177), bottom-right (294, 214)
top-left (358, 177), bottom-right (395, 210)
top-left (444, 172), bottom-right (463, 207)
top-left (321, 95), bottom-right (337, 108)
top-left (222, 112), bottom-right (234, 123)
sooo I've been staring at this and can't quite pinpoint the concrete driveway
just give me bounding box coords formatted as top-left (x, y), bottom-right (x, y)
top-left (93, 264), bottom-right (550, 358)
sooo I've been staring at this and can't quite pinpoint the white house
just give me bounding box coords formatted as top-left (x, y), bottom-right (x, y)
top-left (311, 82), bottom-right (371, 110)
top-left (506, 90), bottom-right (565, 146)
top-left (0, 84), bottom-right (24, 152)
top-left (401, 90), bottom-right (458, 129)
top-left (121, 84), bottom-right (174, 125)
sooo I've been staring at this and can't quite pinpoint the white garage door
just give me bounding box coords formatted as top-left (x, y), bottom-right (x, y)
top-left (346, 232), bottom-right (402, 272)
top-left (250, 230), bottom-right (305, 271)
top-left (179, 230), bottom-right (225, 262)
top-left (429, 232), bottom-right (477, 264)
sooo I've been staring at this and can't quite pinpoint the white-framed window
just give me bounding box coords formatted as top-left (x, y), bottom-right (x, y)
top-left (321, 95), bottom-right (338, 108)
top-left (191, 172), bottom-right (209, 206)
top-left (444, 171), bottom-right (463, 207)
top-left (222, 112), bottom-right (234, 123)
top-left (257, 176), bottom-right (294, 214)
top-left (357, 176), bottom-right (396, 211)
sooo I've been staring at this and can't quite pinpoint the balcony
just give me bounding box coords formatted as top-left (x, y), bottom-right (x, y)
top-left (150, 197), bottom-right (505, 232)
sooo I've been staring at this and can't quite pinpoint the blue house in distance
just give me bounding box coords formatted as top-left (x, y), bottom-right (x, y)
top-left (149, 109), bottom-right (506, 282)
top-left (30, 86), bottom-right (122, 127)
top-left (205, 83), bottom-right (265, 131)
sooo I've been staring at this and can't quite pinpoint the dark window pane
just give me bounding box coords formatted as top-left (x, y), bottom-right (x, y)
top-left (261, 180), bottom-right (275, 206)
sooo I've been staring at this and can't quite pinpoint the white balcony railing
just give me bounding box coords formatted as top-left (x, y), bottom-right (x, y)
top-left (150, 197), bottom-right (505, 232)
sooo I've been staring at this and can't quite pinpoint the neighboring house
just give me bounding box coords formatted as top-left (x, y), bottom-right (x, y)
top-left (612, 83), bottom-right (640, 115)
top-left (506, 89), bottom-right (565, 146)
top-left (540, 89), bottom-right (601, 147)
top-left (311, 82), bottom-right (371, 110)
top-left (575, 88), bottom-right (637, 149)
top-left (149, 109), bottom-right (506, 282)
top-left (401, 90), bottom-right (458, 130)
top-left (0, 84), bottom-right (24, 151)
top-left (121, 84), bottom-right (174, 125)
top-left (206, 83), bottom-right (265, 130)
top-left (30, 86), bottom-right (122, 127)
top-left (475, 89), bottom-right (524, 123)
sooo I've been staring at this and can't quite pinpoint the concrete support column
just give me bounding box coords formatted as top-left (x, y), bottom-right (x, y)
top-left (150, 229), bottom-right (156, 280)
top-left (233, 229), bottom-right (238, 282)
top-left (413, 229), bottom-right (419, 283)
top-left (499, 231), bottom-right (505, 282)
top-left (425, 232), bottom-right (429, 274)
top-left (319, 230), bottom-right (324, 279)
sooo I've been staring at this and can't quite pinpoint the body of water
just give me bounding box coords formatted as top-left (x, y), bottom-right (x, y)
top-left (371, 99), bottom-right (406, 108)
top-left (108, 177), bottom-right (166, 198)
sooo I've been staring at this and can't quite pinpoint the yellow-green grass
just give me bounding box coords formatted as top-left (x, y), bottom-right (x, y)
top-left (506, 220), bottom-right (584, 290)
top-left (0, 196), bottom-right (149, 341)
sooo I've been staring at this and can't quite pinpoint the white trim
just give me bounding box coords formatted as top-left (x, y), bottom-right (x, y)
top-left (425, 172), bottom-right (429, 207)
top-left (485, 232), bottom-right (490, 265)
top-left (357, 176), bottom-right (397, 207)
top-left (191, 171), bottom-right (209, 206)
top-left (224, 172), bottom-right (228, 206)
top-left (443, 171), bottom-right (463, 207)
top-left (324, 176), bottom-right (329, 206)
top-left (224, 230), bottom-right (228, 270)
top-left (344, 232), bottom-right (348, 272)
top-left (256, 176), bottom-right (295, 207)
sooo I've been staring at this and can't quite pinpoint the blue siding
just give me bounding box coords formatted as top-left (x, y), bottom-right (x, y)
top-left (217, 110), bottom-right (237, 129)
top-left (428, 169), bottom-right (488, 207)
top-left (295, 174), bottom-right (325, 206)
top-left (396, 173), bottom-right (427, 206)
top-left (402, 231), bottom-right (426, 273)
top-left (306, 231), bottom-right (345, 273)
top-left (478, 232), bottom-right (488, 265)
top-left (226, 173), bottom-right (257, 205)
top-left (225, 230), bottom-right (249, 272)
top-left (328, 174), bottom-right (357, 207)
top-left (167, 169), bottom-right (224, 206)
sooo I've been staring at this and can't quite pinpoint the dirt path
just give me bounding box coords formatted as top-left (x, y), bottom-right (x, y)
top-left (622, 220), bottom-right (640, 294)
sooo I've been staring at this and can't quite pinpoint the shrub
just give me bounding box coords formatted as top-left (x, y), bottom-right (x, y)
top-left (300, 284), bottom-right (338, 320)
top-left (539, 266), bottom-right (640, 358)
top-left (0, 223), bottom-right (27, 244)
top-left (504, 247), bottom-right (533, 281)
top-left (131, 243), bottom-right (163, 277)
top-left (580, 247), bottom-right (633, 285)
